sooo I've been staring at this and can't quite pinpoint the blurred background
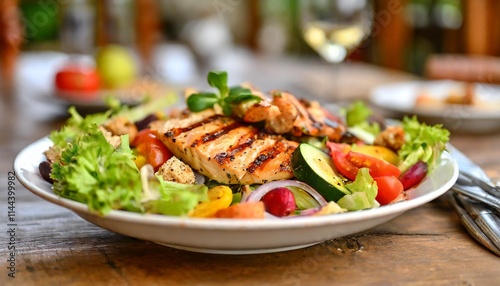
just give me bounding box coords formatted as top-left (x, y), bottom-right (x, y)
top-left (1, 0), bottom-right (500, 103)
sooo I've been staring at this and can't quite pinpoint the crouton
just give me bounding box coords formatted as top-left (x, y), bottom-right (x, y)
top-left (43, 145), bottom-right (61, 163)
top-left (103, 116), bottom-right (138, 142)
top-left (156, 157), bottom-right (196, 184)
top-left (99, 126), bottom-right (121, 148)
top-left (373, 126), bottom-right (405, 152)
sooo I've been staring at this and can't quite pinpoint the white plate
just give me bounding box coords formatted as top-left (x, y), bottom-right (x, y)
top-left (370, 80), bottom-right (500, 133)
top-left (35, 90), bottom-right (141, 112)
top-left (14, 137), bottom-right (458, 255)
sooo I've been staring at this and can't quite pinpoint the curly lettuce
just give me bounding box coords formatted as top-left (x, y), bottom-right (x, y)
top-left (398, 116), bottom-right (450, 173)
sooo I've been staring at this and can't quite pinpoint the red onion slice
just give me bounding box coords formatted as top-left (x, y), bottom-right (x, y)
top-left (242, 180), bottom-right (328, 207)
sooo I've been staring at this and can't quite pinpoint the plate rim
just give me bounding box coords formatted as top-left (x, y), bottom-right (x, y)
top-left (14, 136), bottom-right (459, 231)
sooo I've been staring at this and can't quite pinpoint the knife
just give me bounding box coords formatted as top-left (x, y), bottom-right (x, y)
top-left (447, 143), bottom-right (500, 210)
top-left (447, 144), bottom-right (500, 192)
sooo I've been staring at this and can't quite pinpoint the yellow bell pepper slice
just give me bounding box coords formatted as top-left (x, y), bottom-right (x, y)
top-left (351, 145), bottom-right (400, 166)
top-left (189, 186), bottom-right (233, 218)
top-left (134, 154), bottom-right (147, 169)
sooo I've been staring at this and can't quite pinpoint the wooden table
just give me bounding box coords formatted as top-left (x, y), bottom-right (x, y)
top-left (1, 54), bottom-right (499, 286)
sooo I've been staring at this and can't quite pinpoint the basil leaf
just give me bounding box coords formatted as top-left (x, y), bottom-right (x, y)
top-left (187, 93), bottom-right (219, 112)
top-left (228, 86), bottom-right (252, 97)
top-left (225, 86), bottom-right (262, 104)
top-left (225, 94), bottom-right (262, 104)
top-left (207, 71), bottom-right (228, 98)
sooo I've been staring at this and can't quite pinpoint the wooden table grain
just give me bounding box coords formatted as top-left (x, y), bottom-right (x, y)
top-left (1, 56), bottom-right (499, 286)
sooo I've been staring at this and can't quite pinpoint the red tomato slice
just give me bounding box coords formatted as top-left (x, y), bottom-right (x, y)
top-left (326, 142), bottom-right (359, 180)
top-left (345, 151), bottom-right (401, 178)
top-left (374, 176), bottom-right (403, 205)
top-left (325, 141), bottom-right (351, 154)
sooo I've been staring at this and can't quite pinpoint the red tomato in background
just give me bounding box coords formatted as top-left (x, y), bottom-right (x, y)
top-left (345, 151), bottom-right (401, 178)
top-left (133, 129), bottom-right (172, 171)
top-left (374, 176), bottom-right (403, 205)
top-left (55, 65), bottom-right (100, 97)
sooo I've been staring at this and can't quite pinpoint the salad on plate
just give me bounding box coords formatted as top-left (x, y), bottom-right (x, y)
top-left (39, 71), bottom-right (450, 220)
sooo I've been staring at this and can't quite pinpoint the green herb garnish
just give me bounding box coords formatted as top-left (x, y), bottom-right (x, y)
top-left (187, 71), bottom-right (261, 116)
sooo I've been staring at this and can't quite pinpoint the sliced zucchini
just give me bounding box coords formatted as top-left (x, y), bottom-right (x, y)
top-left (292, 143), bottom-right (350, 202)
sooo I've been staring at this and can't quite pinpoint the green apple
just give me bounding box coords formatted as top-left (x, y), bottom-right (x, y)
top-left (96, 45), bottom-right (137, 89)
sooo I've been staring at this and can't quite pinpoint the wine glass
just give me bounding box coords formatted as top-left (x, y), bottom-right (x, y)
top-left (300, 0), bottom-right (373, 98)
top-left (301, 0), bottom-right (373, 63)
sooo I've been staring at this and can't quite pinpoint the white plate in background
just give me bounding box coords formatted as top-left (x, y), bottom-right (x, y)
top-left (370, 80), bottom-right (500, 133)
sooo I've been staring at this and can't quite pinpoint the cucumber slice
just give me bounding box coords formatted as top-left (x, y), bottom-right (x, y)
top-left (292, 143), bottom-right (350, 202)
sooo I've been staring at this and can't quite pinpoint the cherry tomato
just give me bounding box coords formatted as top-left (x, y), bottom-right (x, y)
top-left (132, 129), bottom-right (157, 147)
top-left (145, 143), bottom-right (171, 169)
top-left (345, 151), bottom-right (401, 178)
top-left (133, 129), bottom-right (172, 171)
top-left (374, 176), bottom-right (404, 205)
top-left (55, 65), bottom-right (100, 95)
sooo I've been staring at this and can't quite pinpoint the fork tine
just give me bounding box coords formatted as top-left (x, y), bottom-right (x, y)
top-left (459, 172), bottom-right (500, 198)
top-left (449, 193), bottom-right (500, 256)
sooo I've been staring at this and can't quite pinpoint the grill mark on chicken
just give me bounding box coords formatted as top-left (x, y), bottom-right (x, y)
top-left (246, 140), bottom-right (287, 174)
top-left (297, 99), bottom-right (323, 131)
top-left (287, 97), bottom-right (316, 136)
top-left (279, 145), bottom-right (295, 172)
top-left (165, 115), bottom-right (222, 138)
top-left (191, 121), bottom-right (242, 147)
top-left (214, 135), bottom-right (256, 165)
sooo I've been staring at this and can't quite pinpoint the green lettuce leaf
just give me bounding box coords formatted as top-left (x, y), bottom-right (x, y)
top-left (337, 168), bottom-right (379, 211)
top-left (345, 100), bottom-right (372, 126)
top-left (398, 116), bottom-right (450, 173)
top-left (345, 101), bottom-right (380, 142)
top-left (143, 178), bottom-right (208, 216)
top-left (51, 133), bottom-right (143, 214)
top-left (49, 106), bottom-right (111, 148)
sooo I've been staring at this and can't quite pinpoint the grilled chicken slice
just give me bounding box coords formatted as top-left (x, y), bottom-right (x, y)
top-left (234, 89), bottom-right (345, 141)
top-left (268, 91), bottom-right (345, 142)
top-left (153, 110), bottom-right (298, 185)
